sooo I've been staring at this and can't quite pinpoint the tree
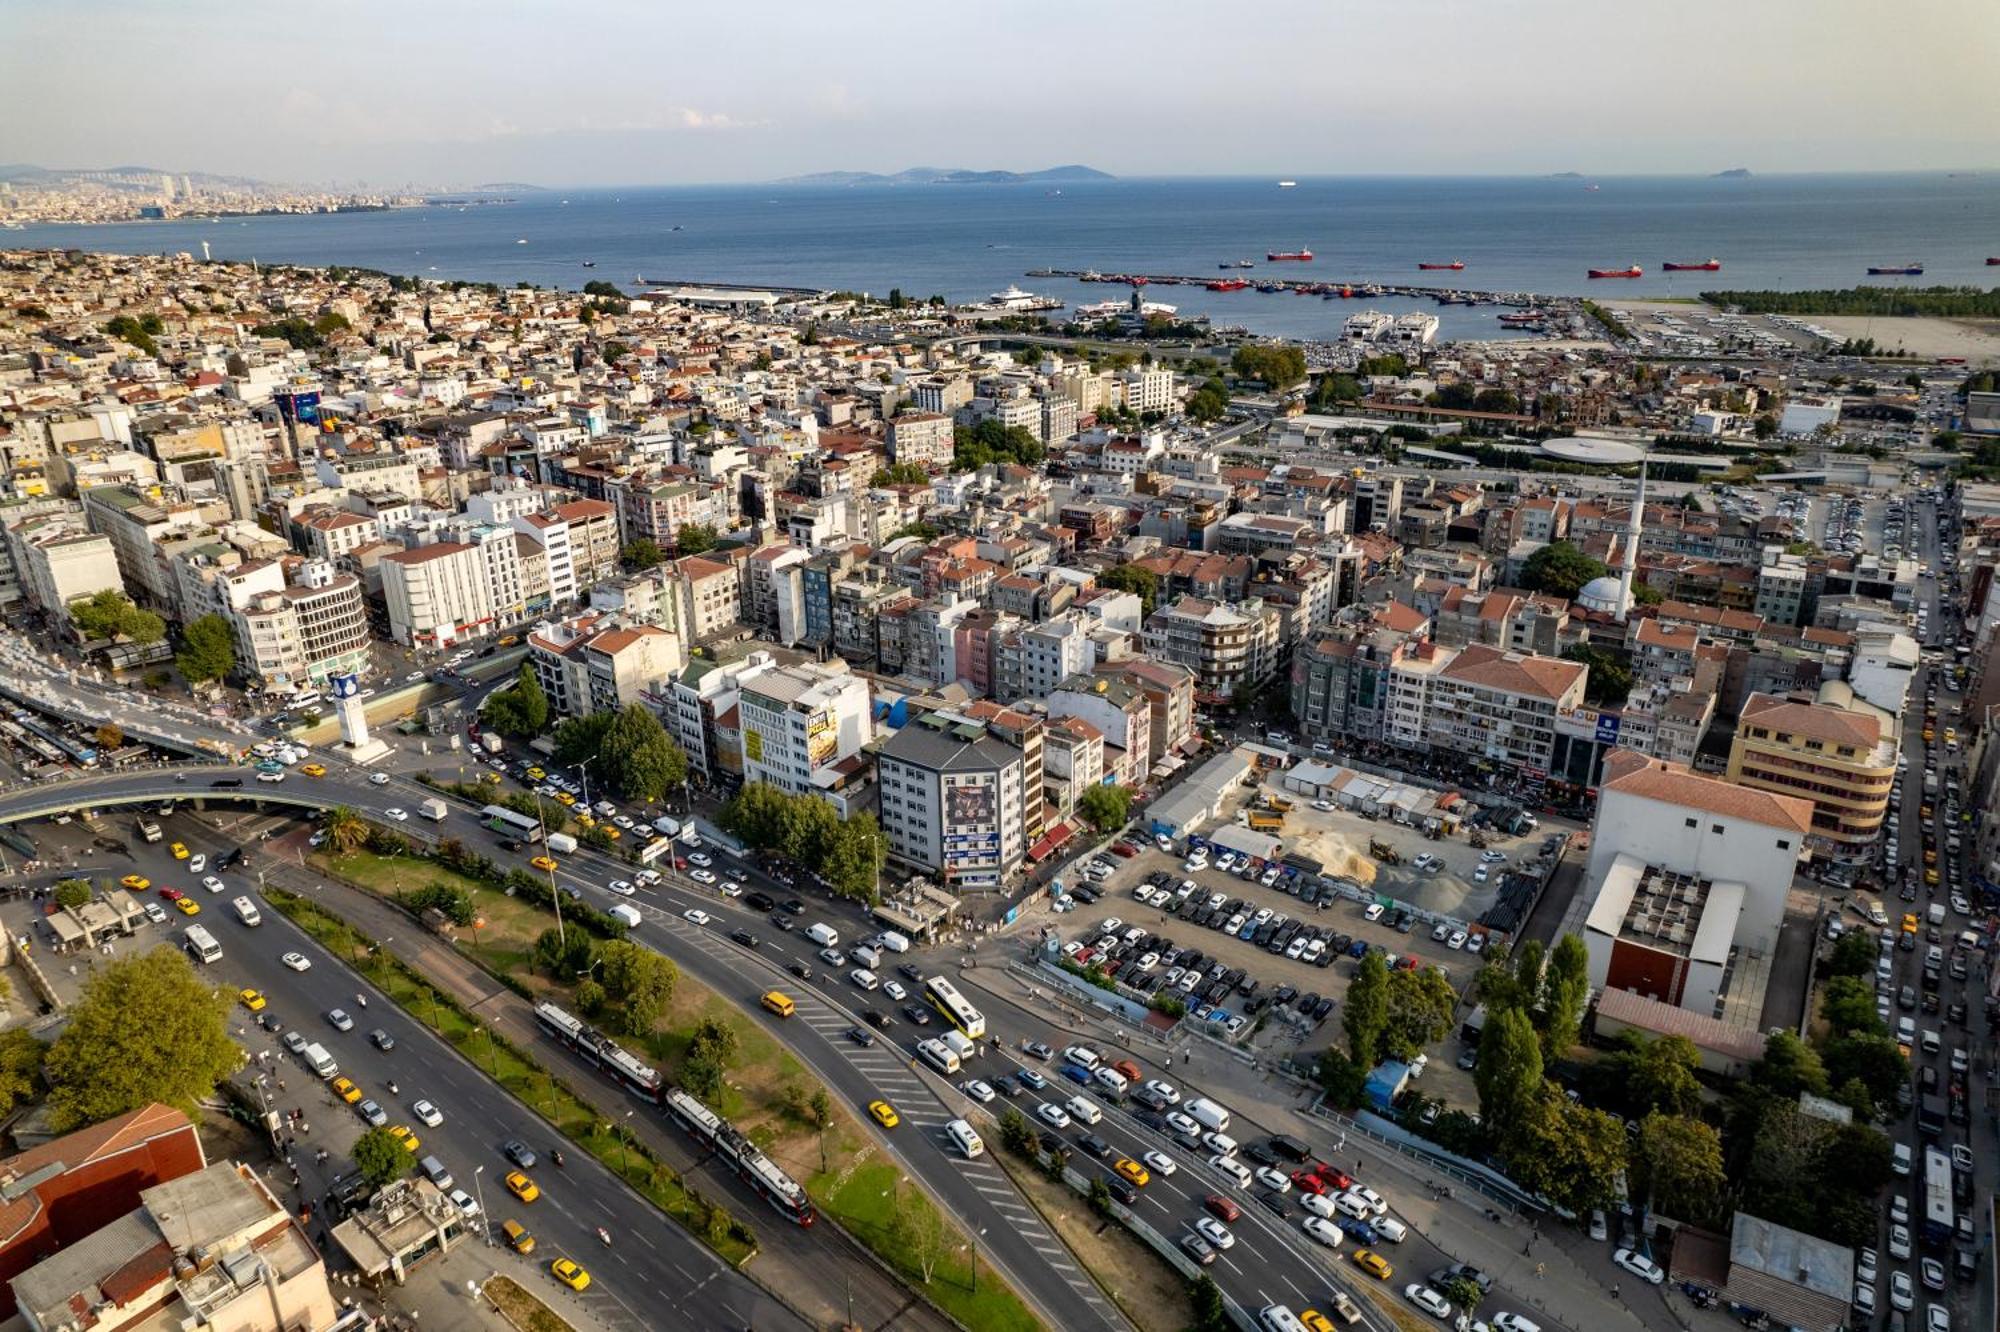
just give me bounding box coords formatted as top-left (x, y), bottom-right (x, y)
top-left (1474, 1006), bottom-right (1543, 1127)
top-left (1310, 372), bottom-right (1364, 408)
top-left (1826, 930), bottom-right (1876, 979)
top-left (1344, 951), bottom-right (1390, 1066)
top-left (407, 883), bottom-right (475, 926)
top-left (94, 722), bottom-right (124, 752)
top-left (1382, 966), bottom-right (1457, 1060)
top-left (681, 1016), bottom-right (740, 1100)
top-left (889, 1189), bottom-right (952, 1284)
top-left (871, 462), bottom-right (931, 487)
top-left (1621, 1035), bottom-right (1703, 1118)
top-left (175, 613), bottom-right (237, 684)
top-left (675, 523), bottom-right (719, 555)
top-left (597, 706), bottom-right (691, 803)
top-left (1188, 1276), bottom-right (1229, 1332)
top-left (1818, 974), bottom-right (1882, 1036)
top-left (321, 806), bottom-right (369, 856)
top-left (483, 664), bottom-right (549, 738)
top-left (819, 816), bottom-right (886, 904)
top-left (1752, 1030), bottom-right (1828, 1098)
top-left (1520, 541), bottom-right (1609, 602)
top-left (352, 1127), bottom-right (414, 1189)
top-left (1314, 1048), bottom-right (1367, 1109)
top-left (1437, 1276), bottom-right (1484, 1318)
top-left (1752, 413), bottom-right (1778, 439)
top-left (596, 939), bottom-right (678, 1037)
top-left (1540, 934), bottom-right (1592, 1058)
top-left (0, 1030), bottom-right (44, 1119)
top-left (54, 877), bottom-right (94, 909)
top-left (951, 419), bottom-right (1045, 472)
top-left (1821, 1031), bottom-right (1908, 1109)
top-left (620, 538), bottom-right (666, 570)
top-left (103, 314), bottom-right (160, 357)
top-left (1563, 642), bottom-right (1632, 708)
top-left (1502, 1085), bottom-right (1627, 1213)
top-left (552, 712), bottom-right (615, 768)
top-left (1230, 344), bottom-right (1307, 389)
top-left (1634, 1113), bottom-right (1725, 1221)
top-left (45, 950), bottom-right (241, 1129)
top-left (68, 588), bottom-right (160, 644)
top-left (1077, 783), bottom-right (1133, 833)
top-left (532, 927), bottom-right (597, 982)
top-left (1096, 563), bottom-right (1158, 617)
top-left (1185, 376), bottom-right (1230, 423)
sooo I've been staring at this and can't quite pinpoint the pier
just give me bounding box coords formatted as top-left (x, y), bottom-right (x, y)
top-left (1024, 267), bottom-right (1562, 309)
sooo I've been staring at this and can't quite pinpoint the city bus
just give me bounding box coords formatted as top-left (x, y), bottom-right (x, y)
top-left (923, 976), bottom-right (986, 1040)
top-left (1923, 1146), bottom-right (1954, 1248)
top-left (480, 804), bottom-right (542, 839)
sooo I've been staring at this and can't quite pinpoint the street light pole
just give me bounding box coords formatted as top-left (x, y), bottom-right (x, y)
top-left (472, 1166), bottom-right (491, 1246)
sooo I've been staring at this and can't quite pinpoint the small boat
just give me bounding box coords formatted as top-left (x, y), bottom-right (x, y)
top-left (581, 261), bottom-right (596, 268)
top-left (671, 225), bottom-right (684, 232)
top-left (1661, 259), bottom-right (1721, 271)
top-left (1867, 264), bottom-right (1923, 275)
top-left (515, 238), bottom-right (527, 244)
top-left (1417, 261), bottom-right (1465, 271)
top-left (1278, 180), bottom-right (1297, 188)
top-left (1235, 259), bottom-right (1255, 268)
top-left (1587, 265), bottom-right (1643, 279)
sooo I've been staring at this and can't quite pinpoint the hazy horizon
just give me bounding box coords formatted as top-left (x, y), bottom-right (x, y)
top-left (5, 0), bottom-right (1997, 189)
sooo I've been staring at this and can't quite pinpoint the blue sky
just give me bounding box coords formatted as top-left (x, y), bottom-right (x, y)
top-left (3, 0), bottom-right (1996, 186)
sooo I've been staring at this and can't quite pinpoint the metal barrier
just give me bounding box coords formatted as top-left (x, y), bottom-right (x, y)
top-left (1302, 1099), bottom-right (1547, 1214)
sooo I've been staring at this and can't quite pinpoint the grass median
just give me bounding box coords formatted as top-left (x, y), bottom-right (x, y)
top-left (483, 1275), bottom-right (575, 1332)
top-left (264, 886), bottom-right (757, 1267)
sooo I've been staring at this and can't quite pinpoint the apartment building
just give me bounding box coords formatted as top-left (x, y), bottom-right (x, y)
top-left (1140, 595), bottom-right (1280, 704)
top-left (230, 560), bottom-right (371, 692)
top-left (293, 507), bottom-right (380, 563)
top-left (80, 483), bottom-right (204, 608)
top-left (1725, 686), bottom-right (1895, 861)
top-left (675, 555), bottom-right (742, 642)
top-left (736, 661), bottom-right (873, 796)
top-left (1047, 673), bottom-right (1154, 787)
top-left (1106, 658), bottom-right (1198, 764)
top-left (4, 514), bottom-right (122, 630)
top-left (1043, 714), bottom-right (1107, 823)
top-left (1423, 643), bottom-right (1588, 776)
top-left (1290, 620), bottom-right (1410, 746)
top-left (551, 498), bottom-right (619, 586)
top-left (379, 541), bottom-right (493, 648)
top-left (669, 650), bottom-right (778, 782)
top-left (528, 613), bottom-right (684, 717)
top-left (887, 412), bottom-right (953, 470)
top-left (877, 710), bottom-right (1027, 890)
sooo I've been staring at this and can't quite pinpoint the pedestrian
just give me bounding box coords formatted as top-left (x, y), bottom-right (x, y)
top-left (1535, 1263), bottom-right (1545, 1280)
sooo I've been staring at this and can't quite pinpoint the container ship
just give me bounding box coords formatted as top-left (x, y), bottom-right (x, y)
top-left (1417, 261), bottom-right (1465, 271)
top-left (1587, 265), bottom-right (1643, 279)
top-left (1267, 248), bottom-right (1314, 261)
top-left (1867, 264), bottom-right (1924, 275)
top-left (1661, 259), bottom-right (1721, 272)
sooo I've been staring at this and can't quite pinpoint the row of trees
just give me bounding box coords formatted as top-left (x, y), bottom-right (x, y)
top-left (551, 704), bottom-right (691, 804)
top-left (952, 420), bottom-right (1046, 472)
top-left (1229, 344), bottom-right (1307, 390)
top-left (718, 784), bottom-right (886, 903)
top-left (69, 588), bottom-right (164, 645)
top-left (1706, 286), bottom-right (2000, 319)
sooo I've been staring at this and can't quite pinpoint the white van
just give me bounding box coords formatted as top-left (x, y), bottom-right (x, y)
top-left (1334, 1190), bottom-right (1374, 1220)
top-left (1186, 1096), bottom-right (1231, 1133)
top-left (940, 1030), bottom-right (977, 1062)
top-left (1210, 1154), bottom-right (1252, 1188)
top-left (1202, 1130), bottom-right (1237, 1157)
top-left (1061, 1044), bottom-right (1101, 1071)
top-left (1257, 1307), bottom-right (1309, 1332)
top-left (917, 1038), bottom-right (961, 1076)
top-left (303, 1042), bottom-right (339, 1080)
top-left (1092, 1066), bottom-right (1130, 1098)
top-left (851, 944), bottom-right (883, 970)
top-left (1065, 1093), bottom-right (1103, 1125)
top-left (849, 968), bottom-right (879, 991)
top-left (608, 903), bottom-right (642, 929)
top-left (946, 1118), bottom-right (985, 1159)
top-left (230, 896), bottom-right (262, 926)
top-left (807, 922), bottom-right (840, 949)
top-left (875, 930), bottom-right (911, 954)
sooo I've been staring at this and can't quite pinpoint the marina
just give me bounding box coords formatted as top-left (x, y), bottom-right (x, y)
top-left (1028, 265), bottom-right (1558, 310)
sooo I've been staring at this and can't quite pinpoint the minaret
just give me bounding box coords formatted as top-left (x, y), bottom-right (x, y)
top-left (1615, 459), bottom-right (1647, 622)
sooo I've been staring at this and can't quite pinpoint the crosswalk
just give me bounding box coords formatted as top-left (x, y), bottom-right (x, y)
top-left (659, 911), bottom-right (1124, 1328)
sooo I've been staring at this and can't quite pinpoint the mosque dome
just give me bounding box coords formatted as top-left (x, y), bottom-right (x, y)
top-left (1576, 575), bottom-right (1627, 615)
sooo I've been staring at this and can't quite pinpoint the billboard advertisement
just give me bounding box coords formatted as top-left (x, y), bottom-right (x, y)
top-left (945, 778), bottom-right (996, 828)
top-left (806, 710), bottom-right (838, 767)
top-left (329, 672), bottom-right (360, 700)
top-left (744, 728), bottom-right (764, 763)
top-left (275, 389), bottom-right (321, 427)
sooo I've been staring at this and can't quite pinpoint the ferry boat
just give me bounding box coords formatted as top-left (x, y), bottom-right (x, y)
top-left (1418, 261), bottom-right (1465, 271)
top-left (1661, 259), bottom-right (1721, 271)
top-left (1867, 264), bottom-right (1924, 275)
top-left (1587, 265), bottom-right (1643, 279)
top-left (987, 285), bottom-right (1063, 311)
top-left (1267, 248), bottom-right (1314, 261)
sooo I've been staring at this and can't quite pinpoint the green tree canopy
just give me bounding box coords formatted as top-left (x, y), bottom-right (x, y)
top-left (54, 877), bottom-right (94, 910)
top-left (593, 705), bottom-right (691, 803)
top-left (1539, 933), bottom-right (1592, 1057)
top-left (596, 939), bottom-right (678, 1037)
top-left (1820, 1031), bottom-right (1908, 1109)
top-left (871, 462), bottom-right (932, 487)
top-left (1230, 344), bottom-right (1307, 389)
top-left (1618, 1035), bottom-right (1703, 1119)
top-left (0, 1030), bottom-right (44, 1120)
top-left (1752, 1030), bottom-right (1828, 1098)
top-left (1520, 541), bottom-right (1610, 602)
top-left (1382, 966), bottom-right (1457, 1060)
top-left (1096, 564), bottom-right (1159, 617)
top-left (1817, 974), bottom-right (1883, 1036)
top-left (175, 613), bottom-right (237, 685)
top-left (532, 927), bottom-right (597, 982)
top-left (1634, 1112), bottom-right (1725, 1222)
top-left (1503, 1085), bottom-right (1627, 1214)
top-left (719, 784), bottom-right (882, 902)
top-left (352, 1126), bottom-right (414, 1189)
top-left (620, 538), bottom-right (666, 570)
top-left (1185, 376), bottom-right (1230, 423)
top-left (1343, 951), bottom-right (1390, 1066)
top-left (46, 949), bottom-right (241, 1129)
top-left (1474, 1005), bottom-right (1543, 1127)
top-left (676, 523), bottom-right (719, 555)
top-left (1562, 642), bottom-right (1632, 709)
top-left (951, 420), bottom-right (1046, 472)
top-left (681, 1016), bottom-right (740, 1100)
top-left (68, 588), bottom-right (163, 644)
top-left (1077, 783), bottom-right (1133, 833)
top-left (482, 664), bottom-right (549, 738)
top-left (552, 712), bottom-right (615, 767)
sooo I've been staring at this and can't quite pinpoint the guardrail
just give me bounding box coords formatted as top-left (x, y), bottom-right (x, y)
top-left (1301, 1098), bottom-right (1547, 1215)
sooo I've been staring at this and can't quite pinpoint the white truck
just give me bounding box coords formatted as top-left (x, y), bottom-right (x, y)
top-left (480, 732), bottom-right (505, 755)
top-left (545, 832), bottom-right (578, 855)
top-left (418, 798), bottom-right (449, 822)
top-left (230, 896), bottom-right (262, 926)
top-left (652, 815), bottom-right (683, 839)
top-left (1187, 1096), bottom-right (1232, 1133)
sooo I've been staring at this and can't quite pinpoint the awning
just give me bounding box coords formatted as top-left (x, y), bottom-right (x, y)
top-left (1027, 823), bottom-right (1076, 862)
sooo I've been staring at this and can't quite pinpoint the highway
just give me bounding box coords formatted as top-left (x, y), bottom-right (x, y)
top-left (86, 829), bottom-right (796, 1332)
top-left (0, 763), bottom-right (1129, 1332)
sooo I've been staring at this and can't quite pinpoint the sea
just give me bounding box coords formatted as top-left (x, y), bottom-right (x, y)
top-left (9, 173), bottom-right (1999, 342)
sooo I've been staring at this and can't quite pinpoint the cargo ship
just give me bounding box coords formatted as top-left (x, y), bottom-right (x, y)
top-left (1988, 257), bottom-right (2000, 266)
top-left (1267, 248), bottom-right (1314, 261)
top-left (1417, 261), bottom-right (1465, 271)
top-left (1587, 265), bottom-right (1643, 279)
top-left (1867, 264), bottom-right (1924, 275)
top-left (1661, 259), bottom-right (1721, 271)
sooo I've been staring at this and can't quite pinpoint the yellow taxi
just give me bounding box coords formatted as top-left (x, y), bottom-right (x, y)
top-left (504, 1170), bottom-right (540, 1202)
top-left (555, 792), bottom-right (576, 806)
top-left (1300, 1313), bottom-right (1336, 1332)
top-left (238, 988), bottom-right (267, 1012)
top-left (170, 841), bottom-right (190, 860)
top-left (574, 813), bottom-right (596, 829)
top-left (301, 762), bottom-right (327, 777)
top-left (1923, 727), bottom-right (1936, 742)
top-left (480, 771), bottom-right (501, 785)
top-left (1945, 728), bottom-right (1958, 746)
top-left (1351, 1248), bottom-right (1393, 1281)
top-left (526, 766), bottom-right (546, 780)
top-left (867, 1100), bottom-right (900, 1129)
top-left (387, 1125), bottom-right (419, 1153)
top-left (1922, 803), bottom-right (1936, 820)
top-left (502, 1219), bottom-right (536, 1254)
top-left (1926, 869), bottom-right (1941, 886)
top-left (121, 874), bottom-right (150, 890)
top-left (331, 1077), bottom-right (364, 1104)
top-left (175, 897), bottom-right (201, 916)
top-left (1114, 1157), bottom-right (1151, 1188)
top-left (530, 855), bottom-right (559, 872)
top-left (601, 827), bottom-right (620, 840)
top-left (551, 1258), bottom-right (591, 1292)
top-left (1925, 848), bottom-right (1938, 866)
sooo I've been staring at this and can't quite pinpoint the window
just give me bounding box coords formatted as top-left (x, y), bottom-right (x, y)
top-left (1711, 824), bottom-right (1723, 834)
top-left (1776, 839), bottom-right (1791, 851)
top-left (1684, 817), bottom-right (1697, 828)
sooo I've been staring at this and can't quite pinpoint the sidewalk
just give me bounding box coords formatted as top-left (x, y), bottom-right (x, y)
top-left (253, 844), bottom-right (953, 1332)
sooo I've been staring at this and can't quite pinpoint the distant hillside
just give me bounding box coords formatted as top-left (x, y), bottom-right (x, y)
top-left (467, 182), bottom-right (547, 193)
top-left (777, 164), bottom-right (1112, 186)
top-left (1713, 167), bottom-right (1753, 178)
top-left (0, 162), bottom-right (270, 189)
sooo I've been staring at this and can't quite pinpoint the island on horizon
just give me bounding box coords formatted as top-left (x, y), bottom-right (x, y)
top-left (1713, 167), bottom-right (1753, 178)
top-left (775, 164), bottom-right (1113, 186)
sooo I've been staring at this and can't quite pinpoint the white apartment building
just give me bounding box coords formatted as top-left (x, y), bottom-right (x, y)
top-left (736, 662), bottom-right (873, 796)
top-left (231, 560), bottom-right (371, 692)
top-left (380, 541), bottom-right (494, 649)
top-left (876, 710), bottom-right (1027, 889)
top-left (669, 650), bottom-right (778, 781)
top-left (1118, 367), bottom-right (1176, 415)
top-left (528, 614), bottom-right (685, 718)
top-left (513, 511), bottom-right (578, 606)
top-left (294, 508), bottom-right (380, 563)
top-left (887, 413), bottom-right (953, 470)
top-left (5, 515), bottom-right (122, 629)
top-left (675, 556), bottom-right (742, 642)
top-left (1140, 596), bottom-right (1280, 702)
top-left (1416, 642), bottom-right (1589, 776)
